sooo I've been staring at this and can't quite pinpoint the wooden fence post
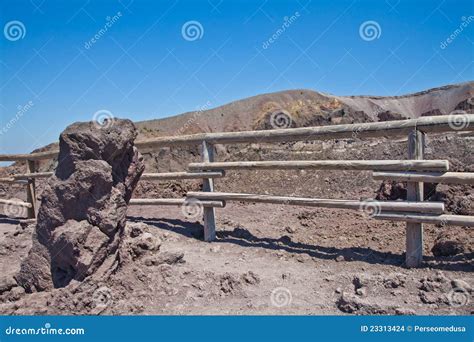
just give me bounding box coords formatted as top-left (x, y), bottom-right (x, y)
top-left (201, 141), bottom-right (216, 241)
top-left (25, 160), bottom-right (37, 219)
top-left (406, 130), bottom-right (425, 267)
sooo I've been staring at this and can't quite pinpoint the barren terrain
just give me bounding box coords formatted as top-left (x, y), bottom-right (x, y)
top-left (0, 83), bottom-right (473, 315)
top-left (0, 201), bottom-right (472, 315)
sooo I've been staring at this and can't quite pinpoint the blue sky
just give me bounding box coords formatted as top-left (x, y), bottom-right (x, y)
top-left (0, 0), bottom-right (473, 154)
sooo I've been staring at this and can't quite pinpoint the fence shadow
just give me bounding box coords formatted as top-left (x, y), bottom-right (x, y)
top-left (0, 214), bottom-right (24, 225)
top-left (128, 216), bottom-right (473, 272)
top-left (128, 215), bottom-right (205, 239)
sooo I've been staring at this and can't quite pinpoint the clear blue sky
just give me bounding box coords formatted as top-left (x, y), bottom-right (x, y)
top-left (0, 0), bottom-right (473, 154)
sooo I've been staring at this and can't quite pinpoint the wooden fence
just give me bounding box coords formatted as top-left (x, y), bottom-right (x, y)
top-left (1, 114), bottom-right (473, 268)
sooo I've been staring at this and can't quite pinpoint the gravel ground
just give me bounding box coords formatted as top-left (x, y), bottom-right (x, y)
top-left (0, 202), bottom-right (472, 315)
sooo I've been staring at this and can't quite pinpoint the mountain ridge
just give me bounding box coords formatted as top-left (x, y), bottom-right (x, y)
top-left (135, 81), bottom-right (473, 138)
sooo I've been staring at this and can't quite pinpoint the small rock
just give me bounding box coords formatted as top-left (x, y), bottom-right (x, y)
top-left (383, 274), bottom-right (406, 289)
top-left (419, 291), bottom-right (441, 304)
top-left (353, 276), bottom-right (369, 289)
top-left (395, 308), bottom-right (416, 315)
top-left (356, 288), bottom-right (367, 297)
top-left (132, 233), bottom-right (161, 258)
top-left (285, 226), bottom-right (296, 234)
top-left (0, 277), bottom-right (17, 294)
top-left (434, 271), bottom-right (450, 284)
top-left (296, 254), bottom-right (310, 263)
top-left (144, 252), bottom-right (184, 266)
top-left (335, 255), bottom-right (345, 262)
top-left (219, 273), bottom-right (242, 295)
top-left (336, 293), bottom-right (389, 314)
top-left (129, 223), bottom-right (146, 238)
top-left (241, 271), bottom-right (260, 285)
top-left (335, 287), bottom-right (342, 294)
top-left (210, 246), bottom-right (221, 253)
top-left (451, 279), bottom-right (472, 292)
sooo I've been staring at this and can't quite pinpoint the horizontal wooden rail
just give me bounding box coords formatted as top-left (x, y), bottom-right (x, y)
top-left (129, 198), bottom-right (225, 207)
top-left (137, 114), bottom-right (474, 148)
top-left (186, 192), bottom-right (444, 214)
top-left (0, 198), bottom-right (32, 208)
top-left (0, 171), bottom-right (226, 183)
top-left (0, 150), bottom-right (58, 162)
top-left (141, 171), bottom-right (225, 180)
top-left (1, 114), bottom-right (473, 161)
top-left (189, 160), bottom-right (449, 172)
top-left (373, 171), bottom-right (474, 185)
top-left (375, 212), bottom-right (474, 227)
top-left (13, 172), bottom-right (53, 180)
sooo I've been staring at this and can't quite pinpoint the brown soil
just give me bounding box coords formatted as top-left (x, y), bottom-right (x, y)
top-left (0, 202), bottom-right (472, 315)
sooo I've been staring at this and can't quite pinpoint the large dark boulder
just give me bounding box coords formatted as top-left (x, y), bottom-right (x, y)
top-left (16, 119), bottom-right (144, 292)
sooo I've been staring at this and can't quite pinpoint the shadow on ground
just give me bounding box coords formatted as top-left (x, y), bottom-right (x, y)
top-left (0, 214), bottom-right (25, 225)
top-left (128, 216), bottom-right (473, 272)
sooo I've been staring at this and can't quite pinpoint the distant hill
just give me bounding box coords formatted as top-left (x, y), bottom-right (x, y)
top-left (7, 81), bottom-right (473, 160)
top-left (135, 81), bottom-right (473, 138)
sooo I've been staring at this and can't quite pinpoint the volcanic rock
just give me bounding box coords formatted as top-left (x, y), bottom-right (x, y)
top-left (375, 180), bottom-right (437, 201)
top-left (431, 184), bottom-right (474, 216)
top-left (16, 119), bottom-right (144, 292)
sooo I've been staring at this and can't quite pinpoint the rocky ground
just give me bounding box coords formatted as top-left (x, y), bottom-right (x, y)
top-left (0, 202), bottom-right (472, 315)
